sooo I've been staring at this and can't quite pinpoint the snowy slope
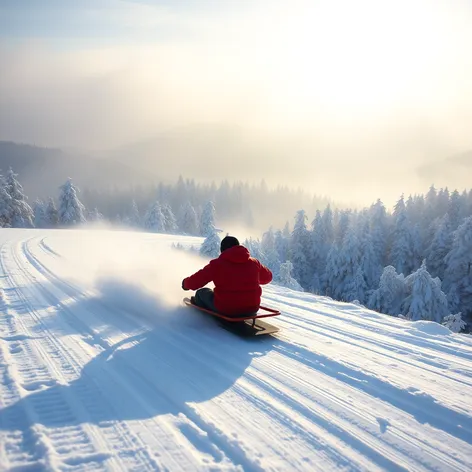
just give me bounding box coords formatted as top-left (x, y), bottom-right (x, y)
top-left (0, 228), bottom-right (471, 471)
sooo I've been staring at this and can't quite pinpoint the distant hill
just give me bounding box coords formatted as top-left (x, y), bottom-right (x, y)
top-left (105, 124), bottom-right (295, 184)
top-left (0, 141), bottom-right (159, 201)
top-left (416, 150), bottom-right (472, 190)
top-left (0, 124), bottom-right (275, 202)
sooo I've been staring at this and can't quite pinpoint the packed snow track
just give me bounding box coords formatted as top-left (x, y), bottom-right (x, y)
top-left (1, 229), bottom-right (471, 471)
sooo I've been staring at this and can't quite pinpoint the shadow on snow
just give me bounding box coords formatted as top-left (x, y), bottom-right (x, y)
top-left (0, 278), bottom-right (273, 430)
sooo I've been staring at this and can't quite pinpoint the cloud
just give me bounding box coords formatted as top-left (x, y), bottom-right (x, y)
top-left (0, 0), bottom-right (471, 206)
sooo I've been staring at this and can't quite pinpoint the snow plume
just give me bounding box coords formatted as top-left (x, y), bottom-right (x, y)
top-left (92, 276), bottom-right (215, 330)
top-left (45, 230), bottom-right (208, 320)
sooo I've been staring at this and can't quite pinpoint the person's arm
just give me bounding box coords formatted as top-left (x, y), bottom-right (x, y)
top-left (257, 260), bottom-right (273, 285)
top-left (183, 261), bottom-right (215, 290)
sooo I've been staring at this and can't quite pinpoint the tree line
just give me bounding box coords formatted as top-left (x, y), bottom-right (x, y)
top-left (79, 176), bottom-right (335, 231)
top-left (247, 187), bottom-right (472, 333)
top-left (0, 168), bottom-right (226, 238)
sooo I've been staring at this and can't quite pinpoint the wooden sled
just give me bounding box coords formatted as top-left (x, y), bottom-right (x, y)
top-left (183, 297), bottom-right (280, 337)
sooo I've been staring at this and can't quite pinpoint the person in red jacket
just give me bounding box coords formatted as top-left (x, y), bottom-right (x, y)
top-left (182, 235), bottom-right (272, 316)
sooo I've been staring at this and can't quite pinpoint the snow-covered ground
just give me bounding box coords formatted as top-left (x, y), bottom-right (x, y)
top-left (1, 228), bottom-right (471, 471)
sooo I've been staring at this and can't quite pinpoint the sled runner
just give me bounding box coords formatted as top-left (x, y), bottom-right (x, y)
top-left (183, 297), bottom-right (280, 337)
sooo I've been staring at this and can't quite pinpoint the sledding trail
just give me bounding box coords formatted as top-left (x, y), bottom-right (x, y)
top-left (1, 229), bottom-right (471, 471)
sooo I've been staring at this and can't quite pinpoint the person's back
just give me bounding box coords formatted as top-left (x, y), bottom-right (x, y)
top-left (182, 236), bottom-right (272, 316)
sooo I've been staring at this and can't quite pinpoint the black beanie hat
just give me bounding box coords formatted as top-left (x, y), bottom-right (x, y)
top-left (220, 235), bottom-right (239, 252)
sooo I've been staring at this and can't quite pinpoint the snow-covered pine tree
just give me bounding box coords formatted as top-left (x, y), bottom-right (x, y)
top-left (276, 261), bottom-right (303, 291)
top-left (200, 201), bottom-right (216, 237)
top-left (311, 210), bottom-right (331, 293)
top-left (335, 209), bottom-right (351, 244)
top-left (290, 210), bottom-right (312, 289)
top-left (0, 170), bottom-right (12, 228)
top-left (448, 189), bottom-right (463, 231)
top-left (4, 168), bottom-right (34, 227)
top-left (367, 266), bottom-right (406, 316)
top-left (424, 185), bottom-right (438, 220)
top-left (162, 203), bottom-right (178, 233)
top-left (426, 213), bottom-right (453, 280)
top-left (58, 178), bottom-right (86, 226)
top-left (405, 195), bottom-right (416, 222)
top-left (437, 188), bottom-right (450, 217)
top-left (274, 229), bottom-right (289, 264)
top-left (442, 313), bottom-right (466, 333)
top-left (342, 266), bottom-right (368, 305)
top-left (324, 243), bottom-right (342, 298)
top-left (261, 226), bottom-right (281, 277)
top-left (178, 202), bottom-right (199, 235)
top-left (311, 210), bottom-right (322, 242)
top-left (389, 195), bottom-right (415, 275)
top-left (361, 227), bottom-right (382, 291)
top-left (411, 223), bottom-right (424, 270)
top-left (282, 221), bottom-right (291, 239)
top-left (423, 189), bottom-right (442, 252)
top-left (130, 200), bottom-right (141, 227)
top-left (144, 201), bottom-right (166, 232)
top-left (411, 194), bottom-right (432, 249)
top-left (460, 190), bottom-right (470, 220)
top-left (244, 237), bottom-right (263, 261)
top-left (369, 199), bottom-right (389, 269)
top-left (443, 216), bottom-right (472, 316)
top-left (321, 205), bottom-right (334, 244)
top-left (88, 208), bottom-right (104, 222)
top-left (44, 198), bottom-right (59, 228)
top-left (335, 222), bottom-right (367, 303)
top-left (199, 226), bottom-right (221, 258)
top-left (406, 194), bottom-right (426, 222)
top-left (33, 199), bottom-right (46, 228)
top-left (0, 185), bottom-right (12, 228)
top-left (332, 208), bottom-right (340, 236)
top-left (402, 260), bottom-right (449, 323)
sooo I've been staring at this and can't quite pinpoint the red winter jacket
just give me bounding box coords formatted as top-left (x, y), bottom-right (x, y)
top-left (183, 245), bottom-right (272, 316)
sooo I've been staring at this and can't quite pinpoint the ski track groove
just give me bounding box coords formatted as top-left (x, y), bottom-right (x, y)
top-left (271, 342), bottom-right (472, 440)
top-left (264, 294), bottom-right (472, 392)
top-left (168, 323), bottom-right (469, 472)
top-left (248, 356), bottom-right (468, 472)
top-left (276, 312), bottom-right (472, 395)
top-left (38, 237), bottom-right (61, 258)
top-left (266, 293), bottom-right (472, 363)
top-left (274, 296), bottom-right (472, 367)
top-left (2, 241), bottom-right (117, 471)
top-left (277, 319), bottom-right (472, 421)
top-left (0, 239), bottom-right (164, 471)
top-left (0, 338), bottom-right (43, 470)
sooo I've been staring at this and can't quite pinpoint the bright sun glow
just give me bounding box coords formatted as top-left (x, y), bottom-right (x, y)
top-left (247, 0), bottom-right (445, 125)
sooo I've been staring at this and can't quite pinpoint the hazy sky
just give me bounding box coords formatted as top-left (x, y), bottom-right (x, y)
top-left (1, 0), bottom-right (471, 206)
